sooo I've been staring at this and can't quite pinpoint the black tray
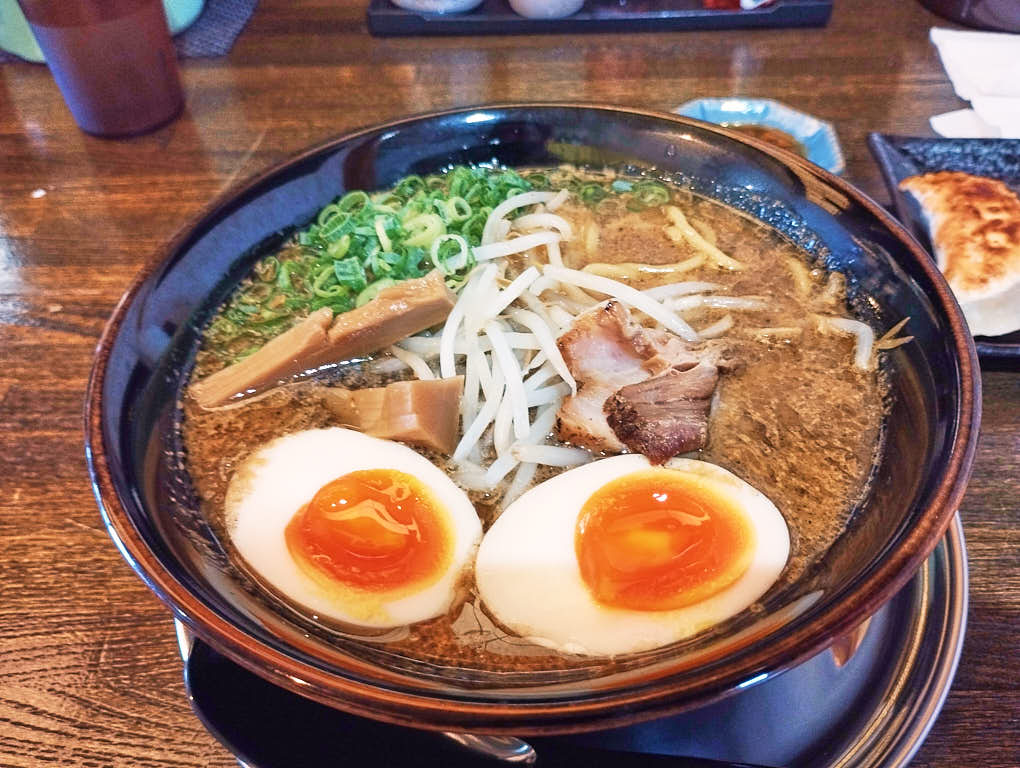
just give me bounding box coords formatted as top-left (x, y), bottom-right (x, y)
top-left (867, 133), bottom-right (1020, 361)
top-left (367, 0), bottom-right (833, 37)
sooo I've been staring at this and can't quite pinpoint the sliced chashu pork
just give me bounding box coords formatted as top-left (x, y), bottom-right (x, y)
top-left (604, 362), bottom-right (718, 464)
top-left (555, 301), bottom-right (719, 462)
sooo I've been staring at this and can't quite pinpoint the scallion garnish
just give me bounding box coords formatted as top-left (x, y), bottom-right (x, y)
top-left (200, 165), bottom-right (534, 372)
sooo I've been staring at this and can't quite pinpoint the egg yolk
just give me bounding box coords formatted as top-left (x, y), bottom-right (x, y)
top-left (575, 470), bottom-right (755, 612)
top-left (285, 469), bottom-right (452, 594)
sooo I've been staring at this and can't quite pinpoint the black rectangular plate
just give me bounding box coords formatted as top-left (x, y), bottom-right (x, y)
top-left (367, 0), bottom-right (833, 37)
top-left (867, 133), bottom-right (1020, 361)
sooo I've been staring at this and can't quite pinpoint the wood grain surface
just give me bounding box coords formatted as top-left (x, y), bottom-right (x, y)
top-left (1, 0), bottom-right (1017, 765)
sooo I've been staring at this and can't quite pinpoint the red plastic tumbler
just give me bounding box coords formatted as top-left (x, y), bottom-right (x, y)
top-left (16, 0), bottom-right (184, 136)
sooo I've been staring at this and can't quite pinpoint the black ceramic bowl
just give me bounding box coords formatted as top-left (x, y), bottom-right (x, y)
top-left (85, 104), bottom-right (980, 734)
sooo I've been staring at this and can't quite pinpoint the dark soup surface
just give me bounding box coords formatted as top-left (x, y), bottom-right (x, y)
top-left (179, 165), bottom-right (895, 672)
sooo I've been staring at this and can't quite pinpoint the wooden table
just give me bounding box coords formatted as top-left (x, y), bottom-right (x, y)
top-left (1, 0), bottom-right (1017, 765)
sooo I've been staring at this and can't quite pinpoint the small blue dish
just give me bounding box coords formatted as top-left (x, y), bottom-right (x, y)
top-left (675, 98), bottom-right (845, 175)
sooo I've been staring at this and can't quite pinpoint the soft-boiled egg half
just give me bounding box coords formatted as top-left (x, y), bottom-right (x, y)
top-left (475, 455), bottom-right (789, 656)
top-left (225, 428), bottom-right (482, 629)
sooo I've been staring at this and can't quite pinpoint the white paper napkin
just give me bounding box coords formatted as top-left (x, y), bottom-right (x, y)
top-left (929, 109), bottom-right (1002, 139)
top-left (929, 27), bottom-right (1020, 138)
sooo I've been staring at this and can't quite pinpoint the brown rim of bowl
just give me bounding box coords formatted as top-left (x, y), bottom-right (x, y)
top-left (84, 102), bottom-right (981, 735)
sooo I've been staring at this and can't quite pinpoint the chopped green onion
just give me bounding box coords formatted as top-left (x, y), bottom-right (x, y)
top-left (633, 180), bottom-right (670, 207)
top-left (326, 234), bottom-right (351, 259)
top-left (275, 261), bottom-right (295, 291)
top-left (199, 164), bottom-right (552, 373)
top-left (371, 251), bottom-right (393, 275)
top-left (337, 190), bottom-right (370, 213)
top-left (312, 266), bottom-right (346, 298)
top-left (320, 213), bottom-right (354, 243)
top-left (316, 203), bottom-right (342, 226)
top-left (403, 213), bottom-right (446, 248)
top-left (580, 183), bottom-right (608, 205)
top-left (374, 216), bottom-right (393, 252)
top-left (394, 175), bottom-right (425, 197)
top-left (430, 234), bottom-right (473, 276)
top-left (356, 277), bottom-right (398, 307)
top-left (333, 257), bottom-right (367, 293)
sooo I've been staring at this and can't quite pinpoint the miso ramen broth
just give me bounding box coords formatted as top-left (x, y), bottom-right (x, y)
top-left (179, 166), bottom-right (891, 671)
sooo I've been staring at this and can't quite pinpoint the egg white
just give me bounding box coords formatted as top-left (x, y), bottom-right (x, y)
top-left (225, 427), bottom-right (482, 629)
top-left (474, 455), bottom-right (790, 656)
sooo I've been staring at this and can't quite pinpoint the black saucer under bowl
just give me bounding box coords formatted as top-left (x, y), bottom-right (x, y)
top-left (180, 517), bottom-right (966, 768)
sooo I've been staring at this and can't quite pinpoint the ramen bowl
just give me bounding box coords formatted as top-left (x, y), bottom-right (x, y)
top-left (85, 104), bottom-right (979, 734)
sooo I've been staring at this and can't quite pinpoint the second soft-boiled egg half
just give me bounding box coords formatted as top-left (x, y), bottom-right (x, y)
top-left (225, 427), bottom-right (482, 629)
top-left (475, 455), bottom-right (790, 656)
